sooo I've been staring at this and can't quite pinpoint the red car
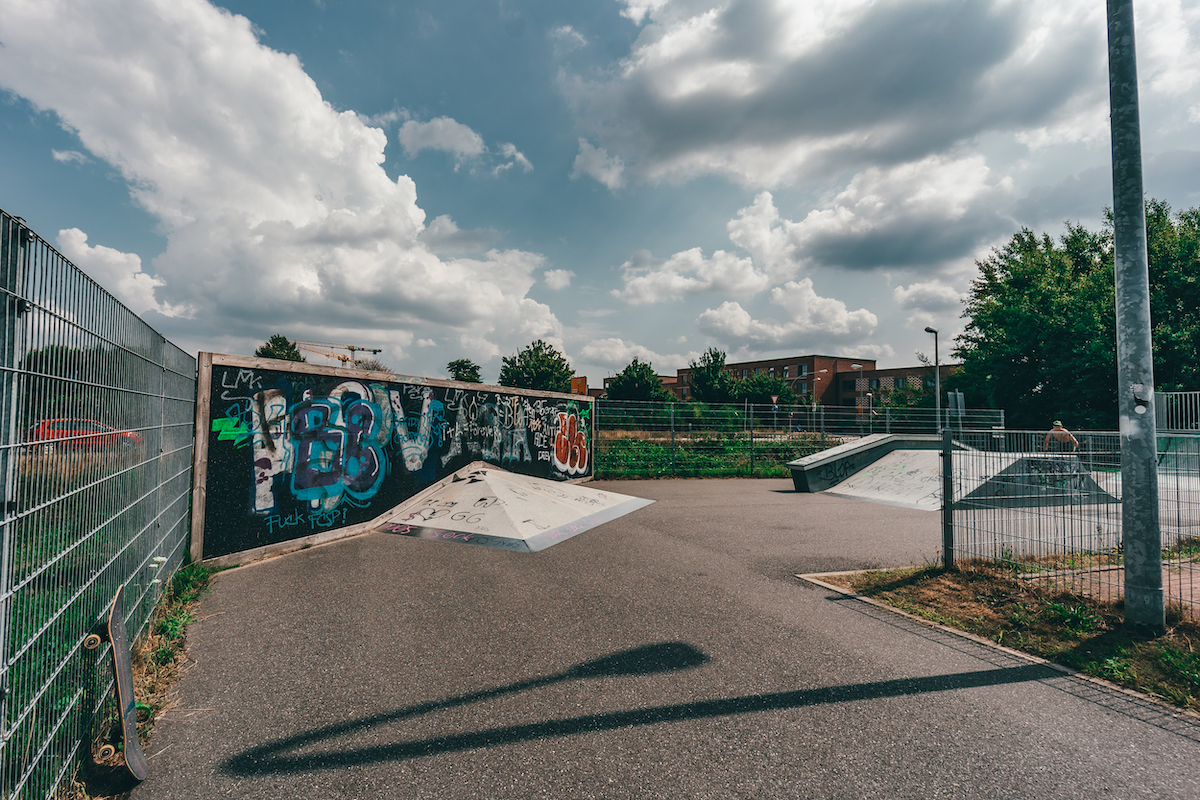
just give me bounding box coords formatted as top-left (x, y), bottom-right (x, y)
top-left (26, 419), bottom-right (144, 451)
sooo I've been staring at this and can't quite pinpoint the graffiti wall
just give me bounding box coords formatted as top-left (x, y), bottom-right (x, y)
top-left (195, 354), bottom-right (593, 560)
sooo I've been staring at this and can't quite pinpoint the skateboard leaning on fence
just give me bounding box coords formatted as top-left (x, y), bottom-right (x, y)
top-left (83, 584), bottom-right (149, 782)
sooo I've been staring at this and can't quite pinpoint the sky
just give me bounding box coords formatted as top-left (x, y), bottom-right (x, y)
top-left (1, 0), bottom-right (1199, 386)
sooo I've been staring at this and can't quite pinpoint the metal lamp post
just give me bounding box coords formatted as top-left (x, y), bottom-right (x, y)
top-left (925, 327), bottom-right (940, 431)
top-left (851, 363), bottom-right (863, 433)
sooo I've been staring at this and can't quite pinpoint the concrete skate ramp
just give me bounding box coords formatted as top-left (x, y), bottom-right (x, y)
top-left (823, 450), bottom-right (1118, 511)
top-left (788, 434), bottom-right (948, 493)
top-left (370, 461), bottom-right (654, 552)
top-left (823, 449), bottom-right (948, 510)
top-left (957, 454), bottom-right (1119, 509)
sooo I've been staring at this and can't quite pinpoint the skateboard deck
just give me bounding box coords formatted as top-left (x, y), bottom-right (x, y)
top-left (84, 585), bottom-right (148, 782)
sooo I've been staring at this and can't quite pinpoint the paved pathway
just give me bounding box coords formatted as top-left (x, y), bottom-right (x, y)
top-left (138, 479), bottom-right (1200, 799)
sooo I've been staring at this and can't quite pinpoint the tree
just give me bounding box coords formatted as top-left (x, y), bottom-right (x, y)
top-left (447, 358), bottom-right (483, 383)
top-left (732, 373), bottom-right (796, 406)
top-left (954, 200), bottom-right (1200, 429)
top-left (687, 347), bottom-right (735, 403)
top-left (606, 358), bottom-right (674, 402)
top-left (255, 334), bottom-right (305, 362)
top-left (497, 340), bottom-right (573, 392)
top-left (355, 357), bottom-right (391, 372)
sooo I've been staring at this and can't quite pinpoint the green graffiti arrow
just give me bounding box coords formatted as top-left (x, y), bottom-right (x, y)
top-left (212, 417), bottom-right (252, 448)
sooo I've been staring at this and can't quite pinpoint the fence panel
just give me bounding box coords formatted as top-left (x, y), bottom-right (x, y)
top-left (949, 428), bottom-right (1200, 618)
top-left (0, 209), bottom-right (196, 799)
top-left (594, 400), bottom-right (1004, 479)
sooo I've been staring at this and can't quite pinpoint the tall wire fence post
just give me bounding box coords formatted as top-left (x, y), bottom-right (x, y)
top-left (942, 427), bottom-right (955, 571)
top-left (1108, 0), bottom-right (1164, 633)
top-left (669, 403), bottom-right (675, 477)
top-left (748, 404), bottom-right (755, 477)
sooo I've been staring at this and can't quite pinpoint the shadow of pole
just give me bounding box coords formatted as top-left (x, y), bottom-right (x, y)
top-left (221, 644), bottom-right (1055, 776)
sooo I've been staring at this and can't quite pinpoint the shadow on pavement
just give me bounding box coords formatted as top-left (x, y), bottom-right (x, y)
top-left (221, 641), bottom-right (1057, 776)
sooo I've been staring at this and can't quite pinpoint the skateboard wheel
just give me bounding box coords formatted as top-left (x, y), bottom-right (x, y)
top-left (97, 744), bottom-right (116, 761)
top-left (83, 634), bottom-right (102, 650)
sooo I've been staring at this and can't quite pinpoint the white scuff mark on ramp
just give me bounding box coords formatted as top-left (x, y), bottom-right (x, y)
top-left (369, 461), bottom-right (653, 552)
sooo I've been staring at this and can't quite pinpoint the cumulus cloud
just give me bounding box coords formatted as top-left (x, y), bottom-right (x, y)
top-left (614, 246), bottom-right (767, 304)
top-left (893, 280), bottom-right (962, 312)
top-left (418, 215), bottom-right (503, 256)
top-left (397, 116), bottom-right (487, 162)
top-left (561, 0), bottom-right (1121, 188)
top-left (695, 279), bottom-right (876, 350)
top-left (543, 269), bottom-right (574, 290)
top-left (0, 0), bottom-right (560, 362)
top-left (579, 337), bottom-right (692, 372)
top-left (791, 155), bottom-right (1014, 270)
top-left (56, 228), bottom-right (190, 317)
top-left (570, 139), bottom-right (625, 189)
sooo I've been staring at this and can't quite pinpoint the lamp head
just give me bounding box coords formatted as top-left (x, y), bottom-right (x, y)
top-left (924, 326), bottom-right (939, 334)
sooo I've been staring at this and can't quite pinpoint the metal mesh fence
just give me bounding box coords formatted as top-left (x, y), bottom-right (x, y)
top-left (0, 210), bottom-right (196, 799)
top-left (1157, 391), bottom-right (1200, 432)
top-left (949, 429), bottom-right (1200, 619)
top-left (594, 400), bottom-right (1004, 479)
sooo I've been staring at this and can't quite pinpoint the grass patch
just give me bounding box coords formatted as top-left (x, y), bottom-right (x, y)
top-left (58, 562), bottom-right (215, 800)
top-left (824, 565), bottom-right (1200, 714)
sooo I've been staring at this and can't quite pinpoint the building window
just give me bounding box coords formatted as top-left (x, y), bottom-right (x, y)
top-left (842, 379), bottom-right (856, 392)
top-left (768, 367), bottom-right (775, 378)
top-left (869, 378), bottom-right (880, 390)
top-left (800, 364), bottom-right (808, 377)
top-left (797, 381), bottom-right (807, 396)
top-left (893, 377), bottom-right (907, 390)
top-left (782, 365), bottom-right (789, 378)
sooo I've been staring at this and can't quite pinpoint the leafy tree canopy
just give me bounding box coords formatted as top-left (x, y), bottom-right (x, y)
top-left (687, 347), bottom-right (735, 403)
top-left (447, 358), bottom-right (483, 383)
top-left (497, 340), bottom-right (573, 393)
top-left (254, 334), bottom-right (305, 363)
top-left (732, 374), bottom-right (796, 406)
top-left (354, 357), bottom-right (391, 372)
top-left (606, 358), bottom-right (674, 401)
top-left (953, 199), bottom-right (1200, 429)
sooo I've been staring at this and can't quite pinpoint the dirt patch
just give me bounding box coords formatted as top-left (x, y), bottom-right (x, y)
top-left (818, 565), bottom-right (1200, 714)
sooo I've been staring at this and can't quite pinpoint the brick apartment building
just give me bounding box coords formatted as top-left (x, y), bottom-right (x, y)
top-left (672, 354), bottom-right (957, 406)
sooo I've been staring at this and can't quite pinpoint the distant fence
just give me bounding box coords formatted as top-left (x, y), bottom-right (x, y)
top-left (192, 354), bottom-right (594, 564)
top-left (595, 400), bottom-right (1004, 479)
top-left (0, 209), bottom-right (196, 799)
top-left (1157, 391), bottom-right (1200, 432)
top-left (947, 429), bottom-right (1200, 617)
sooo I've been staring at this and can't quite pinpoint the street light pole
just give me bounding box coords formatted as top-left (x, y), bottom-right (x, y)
top-left (851, 363), bottom-right (864, 434)
top-left (925, 327), bottom-right (940, 432)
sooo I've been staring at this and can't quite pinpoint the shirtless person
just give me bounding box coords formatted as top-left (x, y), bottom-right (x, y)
top-left (1043, 420), bottom-right (1079, 452)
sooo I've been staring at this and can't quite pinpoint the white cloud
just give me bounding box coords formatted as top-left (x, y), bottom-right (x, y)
top-left (418, 215), bottom-right (503, 255)
top-left (397, 116), bottom-right (487, 162)
top-left (56, 228), bottom-right (190, 317)
top-left (560, 0), bottom-right (1140, 188)
top-left (543, 269), bottom-right (574, 290)
top-left (51, 149), bottom-right (88, 164)
top-left (494, 142), bottom-right (533, 174)
top-left (696, 279), bottom-right (876, 349)
top-left (614, 246), bottom-right (767, 304)
top-left (617, 0), bottom-right (671, 26)
top-left (578, 337), bottom-right (692, 372)
top-left (893, 280), bottom-right (962, 312)
top-left (790, 154), bottom-right (1014, 269)
top-left (570, 139), bottom-right (625, 189)
top-left (549, 24), bottom-right (588, 53)
top-left (0, 0), bottom-right (561, 363)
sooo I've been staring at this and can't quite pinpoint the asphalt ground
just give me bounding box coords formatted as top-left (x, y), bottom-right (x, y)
top-left (137, 479), bottom-right (1200, 799)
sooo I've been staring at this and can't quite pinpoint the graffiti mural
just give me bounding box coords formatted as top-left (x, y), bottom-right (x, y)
top-left (201, 360), bottom-right (594, 559)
